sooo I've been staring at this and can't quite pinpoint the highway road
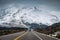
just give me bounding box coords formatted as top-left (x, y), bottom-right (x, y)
top-left (0, 31), bottom-right (60, 40)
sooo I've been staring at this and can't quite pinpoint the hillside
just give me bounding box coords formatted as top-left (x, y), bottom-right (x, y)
top-left (34, 22), bottom-right (60, 38)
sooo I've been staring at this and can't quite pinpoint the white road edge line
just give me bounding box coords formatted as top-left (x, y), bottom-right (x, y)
top-left (35, 31), bottom-right (60, 40)
top-left (41, 33), bottom-right (60, 40)
top-left (32, 31), bottom-right (43, 40)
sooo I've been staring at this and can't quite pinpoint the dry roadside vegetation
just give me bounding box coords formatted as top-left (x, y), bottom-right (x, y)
top-left (34, 22), bottom-right (60, 39)
top-left (0, 27), bottom-right (27, 36)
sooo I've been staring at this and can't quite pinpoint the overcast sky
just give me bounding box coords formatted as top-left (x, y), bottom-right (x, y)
top-left (0, 0), bottom-right (60, 10)
top-left (0, 0), bottom-right (60, 26)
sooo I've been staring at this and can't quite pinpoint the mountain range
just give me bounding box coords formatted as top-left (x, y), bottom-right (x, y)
top-left (0, 6), bottom-right (59, 28)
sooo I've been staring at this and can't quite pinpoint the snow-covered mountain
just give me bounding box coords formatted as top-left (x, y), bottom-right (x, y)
top-left (0, 6), bottom-right (59, 28)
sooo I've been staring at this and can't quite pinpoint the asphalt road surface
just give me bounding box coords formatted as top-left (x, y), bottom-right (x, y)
top-left (0, 31), bottom-right (60, 40)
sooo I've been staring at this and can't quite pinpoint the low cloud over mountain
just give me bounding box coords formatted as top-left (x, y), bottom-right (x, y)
top-left (0, 0), bottom-right (60, 28)
top-left (0, 4), bottom-right (59, 28)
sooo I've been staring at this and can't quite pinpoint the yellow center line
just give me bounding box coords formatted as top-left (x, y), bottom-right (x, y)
top-left (14, 32), bottom-right (28, 40)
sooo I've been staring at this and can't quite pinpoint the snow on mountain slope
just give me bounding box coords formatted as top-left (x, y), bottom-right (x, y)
top-left (0, 6), bottom-right (34, 28)
top-left (0, 6), bottom-right (59, 28)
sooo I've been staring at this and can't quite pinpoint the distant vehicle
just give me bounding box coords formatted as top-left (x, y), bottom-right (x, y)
top-left (29, 29), bottom-right (31, 31)
top-left (28, 29), bottom-right (31, 31)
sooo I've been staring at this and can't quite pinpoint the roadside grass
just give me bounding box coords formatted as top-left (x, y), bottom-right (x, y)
top-left (56, 33), bottom-right (60, 38)
top-left (0, 29), bottom-right (27, 36)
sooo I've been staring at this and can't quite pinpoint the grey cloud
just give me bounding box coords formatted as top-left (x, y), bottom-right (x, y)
top-left (0, 0), bottom-right (60, 11)
top-left (0, 0), bottom-right (60, 18)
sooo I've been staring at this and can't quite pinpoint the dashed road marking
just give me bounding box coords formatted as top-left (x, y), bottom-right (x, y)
top-left (32, 31), bottom-right (43, 40)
